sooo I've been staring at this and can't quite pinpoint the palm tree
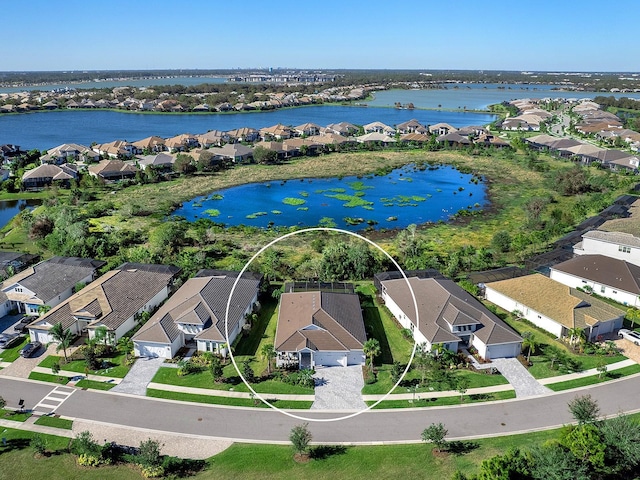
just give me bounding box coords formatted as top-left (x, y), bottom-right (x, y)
top-left (567, 327), bottom-right (585, 349)
top-left (260, 343), bottom-right (276, 376)
top-left (117, 336), bottom-right (134, 361)
top-left (50, 322), bottom-right (73, 362)
top-left (522, 336), bottom-right (538, 363)
top-left (363, 338), bottom-right (381, 373)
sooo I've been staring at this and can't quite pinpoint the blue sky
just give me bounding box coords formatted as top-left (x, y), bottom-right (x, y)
top-left (2, 0), bottom-right (639, 72)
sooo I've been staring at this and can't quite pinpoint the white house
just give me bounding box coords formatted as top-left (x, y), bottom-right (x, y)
top-left (485, 274), bottom-right (625, 341)
top-left (132, 271), bottom-right (261, 359)
top-left (28, 263), bottom-right (180, 345)
top-left (275, 287), bottom-right (366, 369)
top-left (0, 256), bottom-right (104, 318)
top-left (574, 230), bottom-right (640, 267)
top-left (550, 254), bottom-right (640, 307)
top-left (379, 276), bottom-right (522, 360)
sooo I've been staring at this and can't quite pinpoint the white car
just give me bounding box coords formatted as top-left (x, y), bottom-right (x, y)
top-left (618, 328), bottom-right (640, 345)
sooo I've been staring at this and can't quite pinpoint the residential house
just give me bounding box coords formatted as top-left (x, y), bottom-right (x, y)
top-left (93, 140), bottom-right (136, 158)
top-left (208, 144), bottom-right (254, 163)
top-left (355, 132), bottom-right (397, 145)
top-left (0, 256), bottom-right (105, 318)
top-left (275, 286), bottom-right (366, 369)
top-left (196, 130), bottom-right (228, 148)
top-left (132, 270), bottom-right (262, 359)
top-left (429, 123), bottom-right (457, 136)
top-left (88, 159), bottom-right (139, 181)
top-left (362, 121), bottom-right (395, 136)
top-left (293, 123), bottom-right (322, 137)
top-left (484, 274), bottom-right (625, 341)
top-left (28, 263), bottom-right (180, 345)
top-left (22, 164), bottom-right (78, 189)
top-left (550, 254), bottom-right (640, 307)
top-left (396, 119), bottom-right (425, 134)
top-left (225, 127), bottom-right (260, 143)
top-left (574, 230), bottom-right (640, 266)
top-left (40, 143), bottom-right (99, 164)
top-left (325, 122), bottom-right (359, 136)
top-left (260, 124), bottom-right (294, 140)
top-left (136, 153), bottom-right (175, 171)
top-left (165, 133), bottom-right (199, 152)
top-left (437, 132), bottom-right (471, 147)
top-left (379, 275), bottom-right (521, 360)
top-left (132, 136), bottom-right (167, 153)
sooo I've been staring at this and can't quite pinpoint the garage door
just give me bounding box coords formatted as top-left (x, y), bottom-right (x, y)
top-left (487, 343), bottom-right (520, 359)
top-left (347, 351), bottom-right (365, 365)
top-left (135, 342), bottom-right (170, 359)
top-left (314, 352), bottom-right (347, 367)
top-left (31, 330), bottom-right (53, 344)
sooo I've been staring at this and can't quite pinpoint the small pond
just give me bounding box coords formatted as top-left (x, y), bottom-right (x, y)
top-left (173, 164), bottom-right (488, 230)
top-left (0, 199), bottom-right (40, 231)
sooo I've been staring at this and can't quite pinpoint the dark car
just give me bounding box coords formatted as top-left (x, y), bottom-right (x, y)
top-left (0, 333), bottom-right (23, 349)
top-left (13, 316), bottom-right (33, 333)
top-left (19, 341), bottom-right (42, 358)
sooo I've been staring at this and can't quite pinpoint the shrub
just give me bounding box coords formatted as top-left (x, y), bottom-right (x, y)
top-left (71, 430), bottom-right (101, 457)
top-left (290, 423), bottom-right (312, 454)
top-left (141, 465), bottom-right (165, 478)
top-left (138, 438), bottom-right (163, 467)
top-left (30, 434), bottom-right (47, 455)
top-left (77, 453), bottom-right (102, 467)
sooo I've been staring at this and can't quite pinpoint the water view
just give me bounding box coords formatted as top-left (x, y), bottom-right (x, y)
top-left (173, 164), bottom-right (487, 230)
top-left (0, 199), bottom-right (40, 230)
top-left (369, 84), bottom-right (640, 110)
top-left (0, 106), bottom-right (497, 151)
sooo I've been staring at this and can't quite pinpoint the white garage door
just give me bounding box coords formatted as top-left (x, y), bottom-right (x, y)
top-left (347, 351), bottom-right (365, 365)
top-left (31, 330), bottom-right (53, 344)
top-left (487, 343), bottom-right (520, 359)
top-left (135, 342), bottom-right (170, 359)
top-left (314, 352), bottom-right (347, 367)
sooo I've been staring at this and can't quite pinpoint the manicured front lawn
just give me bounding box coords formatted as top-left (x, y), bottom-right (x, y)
top-left (28, 372), bottom-right (70, 385)
top-left (75, 379), bottom-right (116, 390)
top-left (33, 416), bottom-right (73, 430)
top-left (546, 364), bottom-right (640, 391)
top-left (362, 366), bottom-right (508, 395)
top-left (38, 353), bottom-right (130, 378)
top-left (0, 408), bottom-right (32, 422)
top-left (0, 337), bottom-right (29, 362)
top-left (151, 366), bottom-right (314, 394)
top-left (146, 388), bottom-right (313, 409)
top-left (368, 390), bottom-right (516, 409)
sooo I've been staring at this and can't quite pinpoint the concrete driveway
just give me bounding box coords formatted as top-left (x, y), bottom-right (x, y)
top-left (312, 365), bottom-right (367, 410)
top-left (110, 356), bottom-right (165, 395)
top-left (0, 342), bottom-right (54, 378)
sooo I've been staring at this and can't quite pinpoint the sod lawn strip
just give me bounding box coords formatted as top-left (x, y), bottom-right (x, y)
top-left (146, 388), bottom-right (313, 409)
top-left (75, 379), bottom-right (116, 390)
top-left (37, 354), bottom-right (130, 378)
top-left (33, 416), bottom-right (73, 430)
top-left (367, 390), bottom-right (516, 408)
top-left (546, 364), bottom-right (640, 391)
top-left (0, 408), bottom-right (32, 422)
top-left (28, 372), bottom-right (70, 385)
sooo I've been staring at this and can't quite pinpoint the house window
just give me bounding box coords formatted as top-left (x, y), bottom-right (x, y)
top-left (581, 280), bottom-right (587, 284)
top-left (619, 245), bottom-right (631, 253)
top-left (613, 290), bottom-right (618, 294)
top-left (537, 315), bottom-right (542, 319)
top-left (601, 286), bottom-right (606, 293)
top-left (15, 287), bottom-right (22, 292)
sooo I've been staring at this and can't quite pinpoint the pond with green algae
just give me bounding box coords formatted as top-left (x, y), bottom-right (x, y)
top-left (172, 164), bottom-right (488, 230)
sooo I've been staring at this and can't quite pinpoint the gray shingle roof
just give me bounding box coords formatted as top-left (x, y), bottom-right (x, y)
top-left (552, 254), bottom-right (640, 295)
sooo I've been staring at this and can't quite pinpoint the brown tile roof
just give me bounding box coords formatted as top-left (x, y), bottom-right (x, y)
top-left (381, 277), bottom-right (521, 346)
top-left (486, 274), bottom-right (624, 329)
top-left (275, 291), bottom-right (366, 353)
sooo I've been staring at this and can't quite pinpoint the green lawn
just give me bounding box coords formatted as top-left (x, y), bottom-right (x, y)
top-left (28, 372), bottom-right (70, 385)
top-left (362, 366), bottom-right (508, 395)
top-left (75, 379), bottom-right (116, 390)
top-left (547, 364), bottom-right (640, 391)
top-left (38, 353), bottom-right (130, 378)
top-left (368, 390), bottom-right (516, 409)
top-left (146, 388), bottom-right (313, 409)
top-left (151, 366), bottom-right (314, 394)
top-left (0, 337), bottom-right (29, 362)
top-left (0, 408), bottom-right (32, 422)
top-left (33, 416), bottom-right (73, 430)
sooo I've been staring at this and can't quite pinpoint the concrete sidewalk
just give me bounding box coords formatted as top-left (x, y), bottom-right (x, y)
top-left (539, 358), bottom-right (637, 385)
top-left (31, 366), bottom-right (122, 384)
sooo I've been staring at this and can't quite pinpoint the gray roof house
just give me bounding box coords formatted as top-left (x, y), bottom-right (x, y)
top-left (28, 263), bottom-right (180, 345)
top-left (275, 288), bottom-right (367, 369)
top-left (132, 270), bottom-right (262, 359)
top-left (380, 276), bottom-right (522, 360)
top-left (0, 256), bottom-right (105, 318)
top-left (550, 254), bottom-right (640, 308)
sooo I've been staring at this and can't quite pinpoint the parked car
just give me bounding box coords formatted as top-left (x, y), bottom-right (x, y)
top-left (19, 341), bottom-right (42, 358)
top-left (13, 316), bottom-right (34, 333)
top-left (0, 333), bottom-right (23, 349)
top-left (618, 328), bottom-right (640, 345)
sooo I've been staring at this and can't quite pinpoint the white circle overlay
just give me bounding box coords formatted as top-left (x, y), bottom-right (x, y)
top-left (225, 227), bottom-right (420, 422)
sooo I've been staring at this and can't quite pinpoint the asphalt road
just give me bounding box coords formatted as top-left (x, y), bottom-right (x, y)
top-left (3, 375), bottom-right (640, 444)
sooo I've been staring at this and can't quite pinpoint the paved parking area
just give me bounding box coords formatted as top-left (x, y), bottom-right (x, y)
top-left (110, 356), bottom-right (165, 395)
top-left (312, 365), bottom-right (367, 410)
top-left (614, 337), bottom-right (640, 363)
top-left (0, 342), bottom-right (54, 378)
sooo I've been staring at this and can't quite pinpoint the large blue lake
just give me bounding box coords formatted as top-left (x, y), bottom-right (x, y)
top-left (0, 107), bottom-right (497, 151)
top-left (173, 164), bottom-right (487, 230)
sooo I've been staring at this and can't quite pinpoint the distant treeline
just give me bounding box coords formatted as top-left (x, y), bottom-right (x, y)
top-left (594, 95), bottom-right (640, 110)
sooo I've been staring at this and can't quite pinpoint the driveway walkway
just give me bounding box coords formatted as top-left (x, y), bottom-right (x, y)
top-left (110, 357), bottom-right (165, 395)
top-left (311, 365), bottom-right (367, 410)
top-left (0, 343), bottom-right (55, 378)
top-left (492, 358), bottom-right (551, 397)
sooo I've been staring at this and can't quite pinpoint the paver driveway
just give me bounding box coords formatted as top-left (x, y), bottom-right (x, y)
top-left (312, 365), bottom-right (367, 410)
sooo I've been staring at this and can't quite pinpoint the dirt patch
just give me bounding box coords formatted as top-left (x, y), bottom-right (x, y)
top-left (293, 452), bottom-right (311, 463)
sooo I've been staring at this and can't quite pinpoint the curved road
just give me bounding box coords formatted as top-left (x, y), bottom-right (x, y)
top-left (2, 375), bottom-right (640, 444)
